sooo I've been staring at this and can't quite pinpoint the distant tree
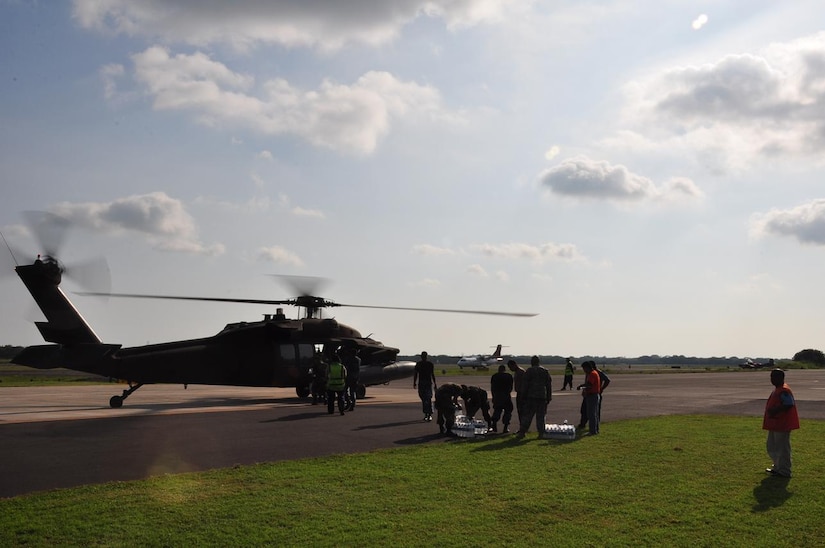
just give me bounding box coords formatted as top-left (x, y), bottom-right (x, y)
top-left (0, 345), bottom-right (24, 359)
top-left (792, 348), bottom-right (825, 365)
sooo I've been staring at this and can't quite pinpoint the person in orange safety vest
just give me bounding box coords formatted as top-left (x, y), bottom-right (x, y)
top-left (763, 368), bottom-right (800, 478)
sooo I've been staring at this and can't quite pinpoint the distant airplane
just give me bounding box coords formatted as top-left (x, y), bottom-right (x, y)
top-left (457, 344), bottom-right (505, 370)
top-left (739, 358), bottom-right (774, 370)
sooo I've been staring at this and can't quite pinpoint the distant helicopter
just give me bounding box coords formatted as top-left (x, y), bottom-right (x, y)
top-left (5, 213), bottom-right (537, 408)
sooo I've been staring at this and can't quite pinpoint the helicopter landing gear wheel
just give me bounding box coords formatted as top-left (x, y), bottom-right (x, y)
top-left (109, 382), bottom-right (144, 408)
top-left (296, 385), bottom-right (310, 398)
top-left (356, 384), bottom-right (366, 399)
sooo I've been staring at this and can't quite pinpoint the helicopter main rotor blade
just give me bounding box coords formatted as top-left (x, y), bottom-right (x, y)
top-left (76, 292), bottom-right (538, 317)
top-left (76, 292), bottom-right (297, 306)
top-left (336, 303), bottom-right (537, 317)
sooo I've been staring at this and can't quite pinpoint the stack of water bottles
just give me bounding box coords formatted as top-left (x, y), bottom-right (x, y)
top-left (543, 420), bottom-right (576, 440)
top-left (453, 415), bottom-right (488, 437)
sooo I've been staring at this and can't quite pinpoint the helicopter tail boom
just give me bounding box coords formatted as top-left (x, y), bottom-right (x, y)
top-left (16, 261), bottom-right (102, 345)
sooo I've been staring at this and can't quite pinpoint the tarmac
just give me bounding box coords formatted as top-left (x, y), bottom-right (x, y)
top-left (2, 369), bottom-right (825, 498)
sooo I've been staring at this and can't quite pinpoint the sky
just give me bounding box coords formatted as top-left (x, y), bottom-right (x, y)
top-left (2, 0), bottom-right (825, 360)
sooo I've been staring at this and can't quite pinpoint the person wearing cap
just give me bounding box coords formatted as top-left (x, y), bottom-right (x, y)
top-left (515, 355), bottom-right (552, 439)
top-left (489, 364), bottom-right (514, 433)
top-left (342, 345), bottom-right (361, 411)
top-left (326, 348), bottom-right (348, 416)
top-left (413, 351), bottom-right (437, 422)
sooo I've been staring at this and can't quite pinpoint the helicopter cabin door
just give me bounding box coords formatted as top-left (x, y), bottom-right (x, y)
top-left (275, 343), bottom-right (315, 387)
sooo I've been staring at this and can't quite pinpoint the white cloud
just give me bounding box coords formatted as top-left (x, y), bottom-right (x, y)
top-left (750, 199), bottom-right (825, 246)
top-left (412, 244), bottom-right (455, 256)
top-left (471, 242), bottom-right (584, 263)
top-left (250, 172), bottom-right (266, 190)
top-left (466, 263), bottom-right (488, 277)
top-left (99, 63), bottom-right (124, 100)
top-left (691, 14), bottom-right (708, 31)
top-left (659, 177), bottom-right (705, 202)
top-left (410, 278), bottom-right (441, 288)
top-left (494, 270), bottom-right (509, 282)
top-left (257, 150), bottom-right (273, 161)
top-left (538, 156), bottom-right (657, 201)
top-left (258, 245), bottom-right (305, 266)
top-left (624, 32), bottom-right (825, 169)
top-left (544, 145), bottom-right (560, 160)
top-left (50, 192), bottom-right (225, 256)
top-left (128, 47), bottom-right (446, 155)
top-left (538, 156), bottom-right (702, 204)
top-left (292, 207), bottom-right (325, 219)
top-left (72, 0), bottom-right (509, 51)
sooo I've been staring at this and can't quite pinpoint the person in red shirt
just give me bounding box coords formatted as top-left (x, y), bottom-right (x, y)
top-left (763, 369), bottom-right (800, 478)
top-left (581, 361), bottom-right (601, 435)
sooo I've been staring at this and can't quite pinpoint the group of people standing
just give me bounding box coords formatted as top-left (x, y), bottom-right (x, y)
top-left (412, 352), bottom-right (802, 478)
top-left (311, 345), bottom-right (361, 415)
top-left (415, 353), bottom-right (600, 438)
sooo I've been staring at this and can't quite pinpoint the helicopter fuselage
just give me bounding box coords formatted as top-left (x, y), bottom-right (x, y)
top-left (12, 258), bottom-right (414, 407)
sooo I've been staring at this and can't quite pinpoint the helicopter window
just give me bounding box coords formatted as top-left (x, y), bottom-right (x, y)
top-left (296, 344), bottom-right (315, 374)
top-left (296, 344), bottom-right (315, 361)
top-left (279, 344), bottom-right (296, 362)
top-left (278, 343), bottom-right (314, 379)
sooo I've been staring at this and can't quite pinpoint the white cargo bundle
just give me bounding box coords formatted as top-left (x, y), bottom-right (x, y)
top-left (543, 422), bottom-right (576, 440)
top-left (453, 415), bottom-right (488, 437)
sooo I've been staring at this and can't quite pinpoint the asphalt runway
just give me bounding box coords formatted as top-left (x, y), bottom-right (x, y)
top-left (2, 369), bottom-right (825, 498)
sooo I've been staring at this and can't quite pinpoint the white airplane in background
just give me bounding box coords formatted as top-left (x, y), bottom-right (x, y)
top-left (457, 345), bottom-right (506, 369)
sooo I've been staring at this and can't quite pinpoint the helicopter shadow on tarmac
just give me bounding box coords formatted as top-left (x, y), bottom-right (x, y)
top-left (262, 410), bottom-right (333, 422)
top-left (92, 395), bottom-right (310, 417)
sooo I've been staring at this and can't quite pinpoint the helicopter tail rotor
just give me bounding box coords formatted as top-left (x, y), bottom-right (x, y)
top-left (12, 211), bottom-right (111, 294)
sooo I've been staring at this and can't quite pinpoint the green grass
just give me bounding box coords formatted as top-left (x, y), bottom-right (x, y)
top-left (2, 415), bottom-right (823, 547)
top-left (0, 361), bottom-right (108, 386)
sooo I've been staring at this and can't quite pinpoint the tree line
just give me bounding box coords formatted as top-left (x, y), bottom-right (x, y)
top-left (402, 353), bottom-right (823, 366)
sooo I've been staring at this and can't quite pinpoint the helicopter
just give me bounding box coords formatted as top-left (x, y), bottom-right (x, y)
top-left (5, 213), bottom-right (537, 408)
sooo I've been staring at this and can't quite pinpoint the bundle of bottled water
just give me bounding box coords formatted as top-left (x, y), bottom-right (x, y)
top-left (453, 415), bottom-right (488, 437)
top-left (543, 420), bottom-right (576, 440)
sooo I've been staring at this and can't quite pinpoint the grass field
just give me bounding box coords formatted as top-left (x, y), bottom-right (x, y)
top-left (2, 415), bottom-right (823, 547)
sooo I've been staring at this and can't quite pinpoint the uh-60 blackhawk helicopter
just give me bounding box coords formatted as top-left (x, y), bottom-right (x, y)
top-left (5, 213), bottom-right (537, 409)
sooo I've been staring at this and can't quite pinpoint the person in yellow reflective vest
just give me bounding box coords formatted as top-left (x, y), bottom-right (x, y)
top-left (326, 350), bottom-right (348, 416)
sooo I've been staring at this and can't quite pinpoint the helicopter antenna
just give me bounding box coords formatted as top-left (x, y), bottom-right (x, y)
top-left (0, 230), bottom-right (19, 266)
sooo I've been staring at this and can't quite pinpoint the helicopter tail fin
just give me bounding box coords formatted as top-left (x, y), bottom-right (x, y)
top-left (15, 260), bottom-right (101, 345)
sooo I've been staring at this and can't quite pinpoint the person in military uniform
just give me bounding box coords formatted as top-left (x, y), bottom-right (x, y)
top-left (326, 349), bottom-right (348, 416)
top-left (516, 355), bottom-right (552, 438)
top-left (341, 345), bottom-right (361, 411)
top-left (562, 358), bottom-right (575, 391)
top-left (460, 384), bottom-right (493, 429)
top-left (434, 382), bottom-right (463, 435)
top-left (311, 355), bottom-right (327, 405)
top-left (489, 364), bottom-right (514, 433)
top-left (413, 351), bottom-right (437, 421)
top-left (507, 359), bottom-right (526, 425)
